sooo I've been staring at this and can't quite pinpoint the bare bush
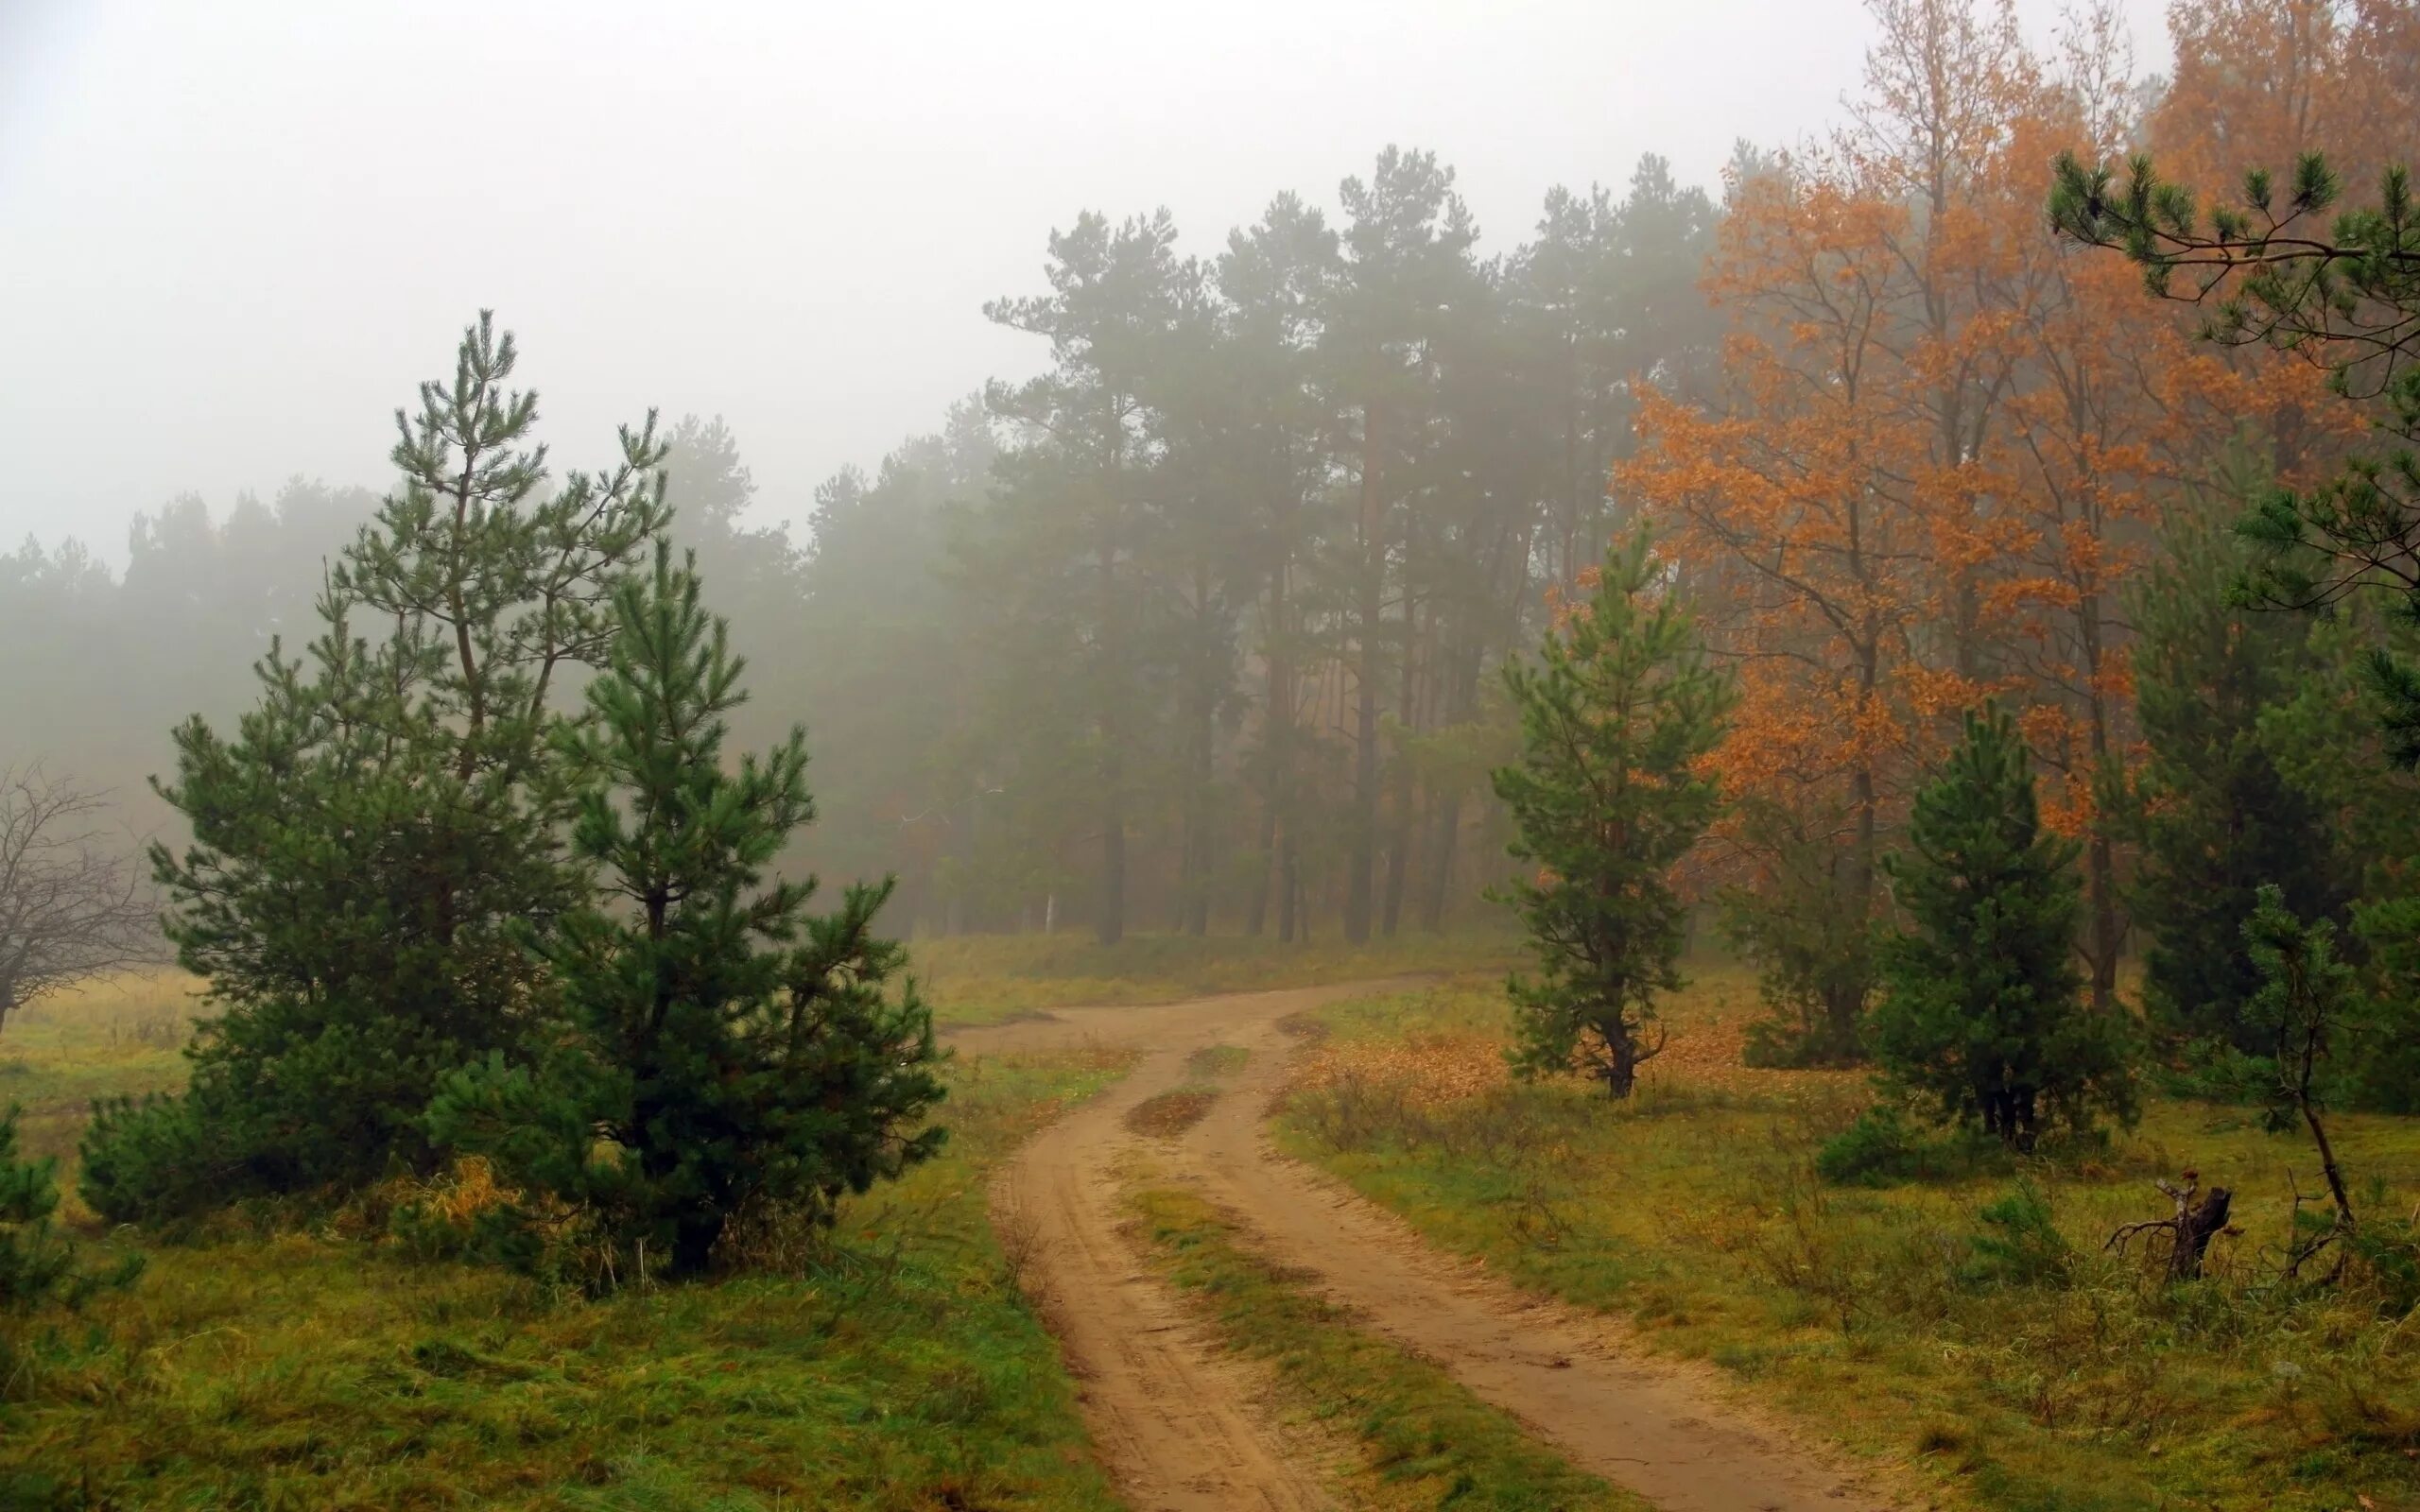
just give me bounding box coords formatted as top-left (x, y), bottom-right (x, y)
top-left (0, 765), bottom-right (160, 1036)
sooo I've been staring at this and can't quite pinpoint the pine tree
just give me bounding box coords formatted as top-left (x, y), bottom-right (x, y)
top-left (1494, 530), bottom-right (1732, 1098)
top-left (2128, 507), bottom-right (2346, 1055)
top-left (1327, 147), bottom-right (1482, 944)
top-left (2054, 152), bottom-right (2420, 758)
top-left (80, 314), bottom-right (668, 1223)
top-left (2243, 886), bottom-right (2360, 1265)
top-left (1870, 708), bottom-right (2138, 1148)
top-left (2, 1106), bottom-right (139, 1310)
top-left (980, 210), bottom-right (1203, 945)
top-left (425, 545), bottom-right (945, 1280)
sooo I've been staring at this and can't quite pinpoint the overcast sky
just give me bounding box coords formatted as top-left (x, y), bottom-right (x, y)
top-left (1, 0), bottom-right (2170, 565)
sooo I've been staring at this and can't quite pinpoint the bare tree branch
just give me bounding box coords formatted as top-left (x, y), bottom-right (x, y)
top-left (0, 764), bottom-right (164, 1035)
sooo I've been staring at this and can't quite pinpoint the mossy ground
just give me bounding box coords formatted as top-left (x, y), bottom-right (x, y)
top-left (1278, 970), bottom-right (2420, 1512)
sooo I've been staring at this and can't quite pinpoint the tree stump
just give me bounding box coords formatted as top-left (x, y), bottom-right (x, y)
top-left (2105, 1173), bottom-right (2234, 1281)
top-left (2168, 1182), bottom-right (2231, 1281)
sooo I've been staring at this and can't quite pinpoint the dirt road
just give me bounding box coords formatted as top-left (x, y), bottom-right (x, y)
top-left (968, 983), bottom-right (1900, 1512)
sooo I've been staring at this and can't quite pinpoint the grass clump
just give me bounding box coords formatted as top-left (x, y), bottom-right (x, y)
top-left (1129, 1183), bottom-right (1647, 1511)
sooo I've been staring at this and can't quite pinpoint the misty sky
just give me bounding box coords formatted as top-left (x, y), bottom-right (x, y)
top-left (2, 0), bottom-right (2170, 565)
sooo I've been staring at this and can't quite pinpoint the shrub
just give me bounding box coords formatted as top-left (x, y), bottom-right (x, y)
top-left (3, 1107), bottom-right (141, 1311)
top-left (1816, 1105), bottom-right (1925, 1186)
top-left (76, 1092), bottom-right (231, 1226)
top-left (1723, 803), bottom-right (1876, 1069)
top-left (2347, 1212), bottom-right (2420, 1315)
top-left (1960, 1179), bottom-right (2075, 1290)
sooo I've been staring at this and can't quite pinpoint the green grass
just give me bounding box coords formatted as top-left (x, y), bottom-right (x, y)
top-left (909, 926), bottom-right (1522, 1027)
top-left (1278, 972), bottom-right (2420, 1512)
top-left (1, 972), bottom-right (200, 1199)
top-left (1127, 1182), bottom-right (1647, 1512)
top-left (1, 1050), bottom-right (1130, 1512)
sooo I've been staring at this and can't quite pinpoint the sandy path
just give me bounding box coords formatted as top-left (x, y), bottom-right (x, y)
top-left (978, 990), bottom-right (1369, 1511)
top-left (968, 982), bottom-right (1900, 1512)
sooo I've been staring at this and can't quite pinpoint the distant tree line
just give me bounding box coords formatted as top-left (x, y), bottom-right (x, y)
top-left (3, 148), bottom-right (1721, 952)
top-left (8, 0), bottom-right (2420, 1138)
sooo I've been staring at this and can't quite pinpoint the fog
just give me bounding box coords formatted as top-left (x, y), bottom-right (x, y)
top-left (0, 0), bottom-right (2168, 559)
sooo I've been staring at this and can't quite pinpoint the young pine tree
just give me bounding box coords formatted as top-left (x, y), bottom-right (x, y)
top-left (2, 1107), bottom-right (139, 1310)
top-left (2242, 885), bottom-right (2360, 1260)
top-left (425, 545), bottom-right (945, 1280)
top-left (80, 315), bottom-right (668, 1223)
top-left (1870, 708), bottom-right (2138, 1149)
top-left (1494, 530), bottom-right (1732, 1098)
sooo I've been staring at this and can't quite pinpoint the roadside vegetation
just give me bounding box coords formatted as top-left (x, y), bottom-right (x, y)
top-left (1, 1050), bottom-right (1127, 1511)
top-left (1281, 975), bottom-right (2420, 1512)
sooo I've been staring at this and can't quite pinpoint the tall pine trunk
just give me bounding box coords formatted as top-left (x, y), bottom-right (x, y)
top-left (1380, 591), bottom-right (1425, 937)
top-left (1177, 564), bottom-right (1218, 938)
top-left (1248, 566), bottom-right (1296, 938)
top-left (1182, 678), bottom-right (1214, 937)
top-left (1418, 636), bottom-right (1482, 931)
top-left (1345, 405), bottom-right (1383, 944)
top-left (1097, 530), bottom-right (1125, 947)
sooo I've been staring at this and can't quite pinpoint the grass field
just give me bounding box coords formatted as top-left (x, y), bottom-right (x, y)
top-left (908, 926), bottom-right (1523, 1027)
top-left (1277, 971), bottom-right (2420, 1512)
top-left (27, 936), bottom-right (2403, 1510)
top-left (0, 931), bottom-right (1519, 1510)
top-left (1, 923), bottom-right (1523, 1179)
top-left (0, 1048), bottom-right (1130, 1511)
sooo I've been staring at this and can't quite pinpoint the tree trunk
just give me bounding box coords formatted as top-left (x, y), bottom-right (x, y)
top-left (1277, 818), bottom-right (1300, 944)
top-left (1248, 569), bottom-right (1295, 938)
top-left (1418, 635), bottom-right (1484, 932)
top-left (1182, 675), bottom-right (1215, 938)
top-left (1380, 593), bottom-right (1423, 938)
top-left (1345, 404), bottom-right (1383, 944)
top-left (1419, 790), bottom-right (1461, 933)
top-left (2087, 828), bottom-right (2122, 1012)
top-left (1601, 1023), bottom-right (1638, 1099)
top-left (2169, 1187), bottom-right (2233, 1281)
top-left (2081, 611), bottom-right (2124, 1013)
top-left (1830, 753), bottom-right (1879, 1058)
top-left (1098, 754), bottom-right (1126, 947)
top-left (1246, 800), bottom-right (1277, 936)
